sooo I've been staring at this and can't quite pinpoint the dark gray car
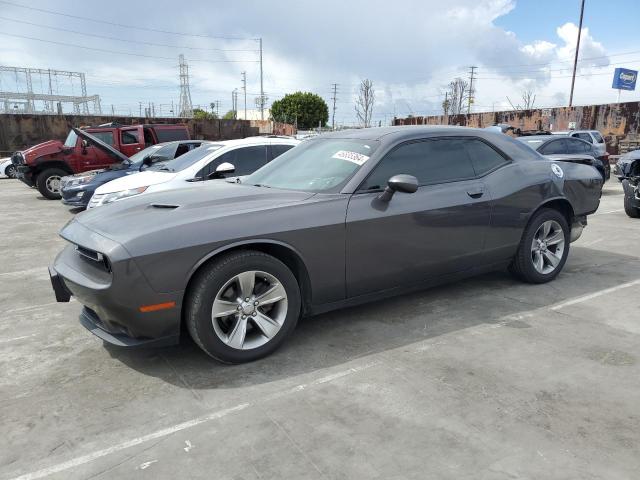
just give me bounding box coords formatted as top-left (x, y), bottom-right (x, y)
top-left (49, 126), bottom-right (603, 363)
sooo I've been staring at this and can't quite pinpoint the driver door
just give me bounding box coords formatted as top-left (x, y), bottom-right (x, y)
top-left (345, 137), bottom-right (492, 297)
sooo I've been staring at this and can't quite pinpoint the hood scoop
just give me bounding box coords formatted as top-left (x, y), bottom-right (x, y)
top-left (149, 203), bottom-right (180, 210)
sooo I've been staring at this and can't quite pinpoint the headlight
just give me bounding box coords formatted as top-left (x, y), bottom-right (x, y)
top-left (101, 186), bottom-right (148, 205)
top-left (65, 173), bottom-right (96, 187)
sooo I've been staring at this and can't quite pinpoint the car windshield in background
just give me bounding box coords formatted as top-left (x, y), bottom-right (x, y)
top-left (127, 145), bottom-right (163, 166)
top-left (64, 130), bottom-right (77, 148)
top-left (148, 144), bottom-right (222, 172)
top-left (244, 139), bottom-right (379, 192)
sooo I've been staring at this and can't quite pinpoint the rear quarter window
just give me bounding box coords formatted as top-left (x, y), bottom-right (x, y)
top-left (155, 128), bottom-right (190, 142)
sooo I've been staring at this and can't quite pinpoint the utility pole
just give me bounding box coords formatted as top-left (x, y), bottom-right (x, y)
top-left (259, 38), bottom-right (264, 120)
top-left (331, 83), bottom-right (339, 130)
top-left (241, 71), bottom-right (247, 120)
top-left (467, 66), bottom-right (477, 114)
top-left (215, 100), bottom-right (220, 117)
top-left (443, 91), bottom-right (450, 124)
top-left (569, 0), bottom-right (585, 107)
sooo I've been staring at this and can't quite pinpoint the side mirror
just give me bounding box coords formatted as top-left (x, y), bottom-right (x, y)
top-left (81, 139), bottom-right (88, 154)
top-left (377, 174), bottom-right (418, 202)
top-left (209, 162), bottom-right (235, 178)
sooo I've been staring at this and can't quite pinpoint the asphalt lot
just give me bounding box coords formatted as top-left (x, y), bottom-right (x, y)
top-left (1, 178), bottom-right (639, 480)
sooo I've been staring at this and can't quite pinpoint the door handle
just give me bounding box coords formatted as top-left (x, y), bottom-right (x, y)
top-left (466, 186), bottom-right (484, 199)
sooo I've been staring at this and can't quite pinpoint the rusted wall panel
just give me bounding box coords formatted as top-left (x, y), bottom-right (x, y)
top-left (393, 101), bottom-right (640, 154)
top-left (0, 115), bottom-right (295, 155)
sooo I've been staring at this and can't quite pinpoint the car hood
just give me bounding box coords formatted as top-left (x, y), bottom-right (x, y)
top-left (21, 140), bottom-right (64, 158)
top-left (74, 128), bottom-right (129, 163)
top-left (73, 182), bottom-right (317, 247)
top-left (618, 150), bottom-right (640, 166)
top-left (94, 170), bottom-right (177, 194)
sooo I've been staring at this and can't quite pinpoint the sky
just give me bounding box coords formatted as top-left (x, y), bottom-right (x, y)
top-left (1, 0), bottom-right (639, 126)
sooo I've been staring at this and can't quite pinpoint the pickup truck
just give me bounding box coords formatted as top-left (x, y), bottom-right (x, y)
top-left (11, 123), bottom-right (190, 199)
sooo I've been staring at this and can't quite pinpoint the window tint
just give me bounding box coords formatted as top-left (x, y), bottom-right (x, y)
top-left (539, 139), bottom-right (567, 155)
top-left (230, 145), bottom-right (267, 176)
top-left (143, 128), bottom-right (154, 147)
top-left (592, 131), bottom-right (605, 143)
top-left (121, 130), bottom-right (140, 145)
top-left (464, 139), bottom-right (508, 175)
top-left (90, 131), bottom-right (114, 146)
top-left (174, 143), bottom-right (191, 157)
top-left (197, 151), bottom-right (230, 179)
top-left (573, 132), bottom-right (592, 143)
top-left (566, 138), bottom-right (591, 154)
top-left (362, 138), bottom-right (475, 190)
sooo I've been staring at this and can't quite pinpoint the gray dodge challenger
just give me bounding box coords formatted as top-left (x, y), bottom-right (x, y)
top-left (50, 126), bottom-right (603, 363)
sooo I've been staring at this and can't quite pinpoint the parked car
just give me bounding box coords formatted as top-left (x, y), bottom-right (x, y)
top-left (615, 151), bottom-right (640, 218)
top-left (61, 132), bottom-right (205, 209)
top-left (552, 130), bottom-right (608, 158)
top-left (517, 134), bottom-right (610, 181)
top-left (50, 126), bottom-right (603, 363)
top-left (11, 122), bottom-right (190, 199)
top-left (87, 136), bottom-right (299, 208)
top-left (0, 157), bottom-right (16, 178)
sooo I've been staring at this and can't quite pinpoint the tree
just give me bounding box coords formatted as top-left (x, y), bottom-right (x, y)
top-left (507, 90), bottom-right (537, 111)
top-left (270, 92), bottom-right (329, 129)
top-left (355, 79), bottom-right (375, 127)
top-left (222, 110), bottom-right (236, 120)
top-left (445, 78), bottom-right (469, 116)
top-left (193, 108), bottom-right (217, 120)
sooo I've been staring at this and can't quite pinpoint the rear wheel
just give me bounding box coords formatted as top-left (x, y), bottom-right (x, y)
top-left (624, 194), bottom-right (640, 218)
top-left (186, 250), bottom-right (301, 363)
top-left (36, 168), bottom-right (66, 199)
top-left (510, 208), bottom-right (570, 283)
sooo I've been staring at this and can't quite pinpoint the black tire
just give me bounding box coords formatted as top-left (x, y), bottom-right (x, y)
top-left (509, 208), bottom-right (570, 284)
top-left (5, 164), bottom-right (16, 179)
top-left (36, 168), bottom-right (67, 199)
top-left (624, 194), bottom-right (640, 218)
top-left (185, 250), bottom-right (301, 364)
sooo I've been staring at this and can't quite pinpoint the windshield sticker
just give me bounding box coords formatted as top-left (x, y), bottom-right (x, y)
top-left (332, 150), bottom-right (369, 165)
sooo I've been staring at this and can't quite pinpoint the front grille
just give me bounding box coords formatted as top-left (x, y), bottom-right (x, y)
top-left (11, 152), bottom-right (24, 166)
top-left (75, 244), bottom-right (111, 272)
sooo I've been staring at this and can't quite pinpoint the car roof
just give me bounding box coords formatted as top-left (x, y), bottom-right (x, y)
top-left (516, 135), bottom-right (558, 142)
top-left (213, 136), bottom-right (299, 147)
top-left (319, 125), bottom-right (507, 142)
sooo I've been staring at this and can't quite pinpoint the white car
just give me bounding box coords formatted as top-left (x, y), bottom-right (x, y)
top-left (0, 157), bottom-right (16, 178)
top-left (88, 136), bottom-right (299, 208)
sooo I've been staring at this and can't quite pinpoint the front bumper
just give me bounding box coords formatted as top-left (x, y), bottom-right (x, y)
top-left (50, 228), bottom-right (183, 347)
top-left (61, 185), bottom-right (93, 207)
top-left (15, 165), bottom-right (35, 186)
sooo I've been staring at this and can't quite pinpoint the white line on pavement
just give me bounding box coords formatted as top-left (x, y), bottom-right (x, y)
top-left (551, 279), bottom-right (640, 311)
top-left (594, 209), bottom-right (624, 215)
top-left (6, 362), bottom-right (378, 480)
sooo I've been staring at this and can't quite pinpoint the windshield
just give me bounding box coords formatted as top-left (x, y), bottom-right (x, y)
top-left (244, 138), bottom-right (379, 192)
top-left (127, 145), bottom-right (163, 166)
top-left (64, 130), bottom-right (78, 148)
top-left (148, 144), bottom-right (222, 172)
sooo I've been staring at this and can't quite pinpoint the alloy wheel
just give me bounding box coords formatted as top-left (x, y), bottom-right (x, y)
top-left (211, 270), bottom-right (288, 350)
top-left (46, 175), bottom-right (62, 194)
top-left (530, 220), bottom-right (565, 275)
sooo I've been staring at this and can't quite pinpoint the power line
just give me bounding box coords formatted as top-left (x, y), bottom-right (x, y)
top-left (0, 32), bottom-right (259, 64)
top-left (0, 0), bottom-right (256, 41)
top-left (0, 16), bottom-right (259, 53)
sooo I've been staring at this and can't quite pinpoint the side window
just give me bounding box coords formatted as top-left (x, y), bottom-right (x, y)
top-left (362, 138), bottom-right (475, 190)
top-left (592, 132), bottom-right (605, 143)
top-left (232, 145), bottom-right (268, 176)
top-left (90, 131), bottom-right (115, 145)
top-left (539, 139), bottom-right (567, 155)
top-left (143, 128), bottom-right (155, 147)
top-left (566, 139), bottom-right (590, 154)
top-left (464, 139), bottom-right (508, 176)
top-left (121, 129), bottom-right (140, 145)
top-left (197, 151), bottom-right (231, 179)
top-left (270, 144), bottom-right (294, 160)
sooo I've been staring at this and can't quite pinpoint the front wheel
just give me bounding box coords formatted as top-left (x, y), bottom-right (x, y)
top-left (186, 250), bottom-right (301, 363)
top-left (624, 194), bottom-right (640, 218)
top-left (36, 168), bottom-right (67, 199)
top-left (5, 164), bottom-right (16, 178)
top-left (510, 208), bottom-right (570, 284)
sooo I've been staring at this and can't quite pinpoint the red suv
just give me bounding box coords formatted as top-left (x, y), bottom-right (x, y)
top-left (12, 123), bottom-right (190, 199)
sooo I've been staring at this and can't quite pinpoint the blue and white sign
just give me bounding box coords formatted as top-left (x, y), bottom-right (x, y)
top-left (612, 68), bottom-right (637, 91)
